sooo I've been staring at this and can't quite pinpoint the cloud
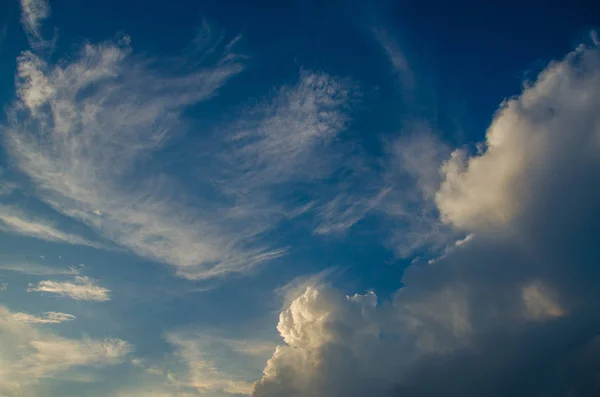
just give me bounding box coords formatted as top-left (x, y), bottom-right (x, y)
top-left (0, 204), bottom-right (106, 248)
top-left (5, 29), bottom-right (260, 280)
top-left (252, 41), bottom-right (600, 397)
top-left (0, 262), bottom-right (79, 276)
top-left (0, 306), bottom-right (130, 396)
top-left (224, 71), bottom-right (354, 187)
top-left (4, 11), bottom-right (356, 280)
top-left (166, 332), bottom-right (277, 396)
top-left (253, 286), bottom-right (396, 397)
top-left (28, 276), bottom-right (111, 301)
top-left (314, 125), bottom-right (458, 259)
top-left (11, 311), bottom-right (76, 324)
top-left (19, 0), bottom-right (50, 41)
top-left (372, 28), bottom-right (414, 89)
top-left (436, 43), bottom-right (600, 233)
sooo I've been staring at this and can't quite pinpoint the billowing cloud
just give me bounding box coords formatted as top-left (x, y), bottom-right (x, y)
top-left (12, 311), bottom-right (75, 324)
top-left (0, 306), bottom-right (130, 396)
top-left (252, 41), bottom-right (600, 397)
top-left (28, 276), bottom-right (111, 301)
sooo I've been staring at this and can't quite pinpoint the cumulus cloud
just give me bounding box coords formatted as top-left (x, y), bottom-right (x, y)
top-left (0, 306), bottom-right (130, 396)
top-left (252, 41), bottom-right (600, 397)
top-left (28, 276), bottom-right (110, 301)
top-left (11, 311), bottom-right (75, 324)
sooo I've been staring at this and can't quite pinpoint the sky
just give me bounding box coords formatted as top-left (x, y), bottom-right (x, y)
top-left (0, 0), bottom-right (600, 396)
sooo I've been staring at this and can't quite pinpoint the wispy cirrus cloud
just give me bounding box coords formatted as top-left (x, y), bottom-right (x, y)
top-left (19, 0), bottom-right (49, 37)
top-left (27, 276), bottom-right (110, 301)
top-left (0, 306), bottom-right (131, 395)
top-left (5, 23), bottom-right (357, 280)
top-left (12, 311), bottom-right (75, 324)
top-left (5, 30), bottom-right (252, 280)
top-left (18, 0), bottom-right (53, 49)
top-left (314, 126), bottom-right (459, 260)
top-left (0, 262), bottom-right (79, 276)
top-left (373, 27), bottom-right (414, 90)
top-left (0, 204), bottom-right (106, 249)
top-left (166, 331), bottom-right (276, 396)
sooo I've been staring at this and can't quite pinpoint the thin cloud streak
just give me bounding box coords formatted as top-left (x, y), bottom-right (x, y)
top-left (28, 276), bottom-right (111, 301)
top-left (0, 205), bottom-right (107, 249)
top-left (12, 311), bottom-right (76, 324)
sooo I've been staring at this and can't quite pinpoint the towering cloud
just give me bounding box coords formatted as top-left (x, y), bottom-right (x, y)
top-left (253, 41), bottom-right (600, 397)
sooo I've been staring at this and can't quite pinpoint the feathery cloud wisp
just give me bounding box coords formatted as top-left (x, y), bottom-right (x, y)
top-left (19, 0), bottom-right (50, 40)
top-left (0, 306), bottom-right (130, 395)
top-left (11, 311), bottom-right (75, 324)
top-left (28, 276), bottom-right (111, 301)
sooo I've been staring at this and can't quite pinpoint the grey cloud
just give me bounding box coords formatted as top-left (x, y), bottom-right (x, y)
top-left (252, 41), bottom-right (600, 397)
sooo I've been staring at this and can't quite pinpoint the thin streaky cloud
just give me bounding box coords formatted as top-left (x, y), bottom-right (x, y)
top-left (5, 31), bottom-right (258, 280)
top-left (0, 205), bottom-right (106, 249)
top-left (0, 262), bottom-right (79, 276)
top-left (165, 331), bottom-right (273, 396)
top-left (0, 306), bottom-right (130, 393)
top-left (373, 27), bottom-right (415, 89)
top-left (11, 311), bottom-right (75, 324)
top-left (6, 38), bottom-right (356, 280)
top-left (19, 0), bottom-right (50, 44)
top-left (27, 276), bottom-right (111, 301)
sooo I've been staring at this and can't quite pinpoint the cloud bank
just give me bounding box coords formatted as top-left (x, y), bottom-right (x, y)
top-left (252, 41), bottom-right (600, 397)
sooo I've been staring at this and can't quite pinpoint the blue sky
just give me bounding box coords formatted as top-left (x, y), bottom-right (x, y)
top-left (1, 1), bottom-right (600, 396)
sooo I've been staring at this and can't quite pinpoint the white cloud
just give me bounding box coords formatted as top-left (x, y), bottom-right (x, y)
top-left (28, 276), bottom-right (110, 301)
top-left (225, 71), bottom-right (353, 187)
top-left (436, 43), bottom-right (600, 232)
top-left (254, 286), bottom-right (400, 397)
top-left (0, 262), bottom-right (79, 276)
top-left (0, 205), bottom-right (105, 248)
top-left (0, 306), bottom-right (130, 396)
top-left (373, 28), bottom-right (414, 89)
top-left (5, 16), bottom-right (357, 280)
top-left (5, 32), bottom-right (265, 280)
top-left (166, 332), bottom-right (276, 396)
top-left (11, 311), bottom-right (75, 324)
top-left (19, 0), bottom-right (50, 42)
